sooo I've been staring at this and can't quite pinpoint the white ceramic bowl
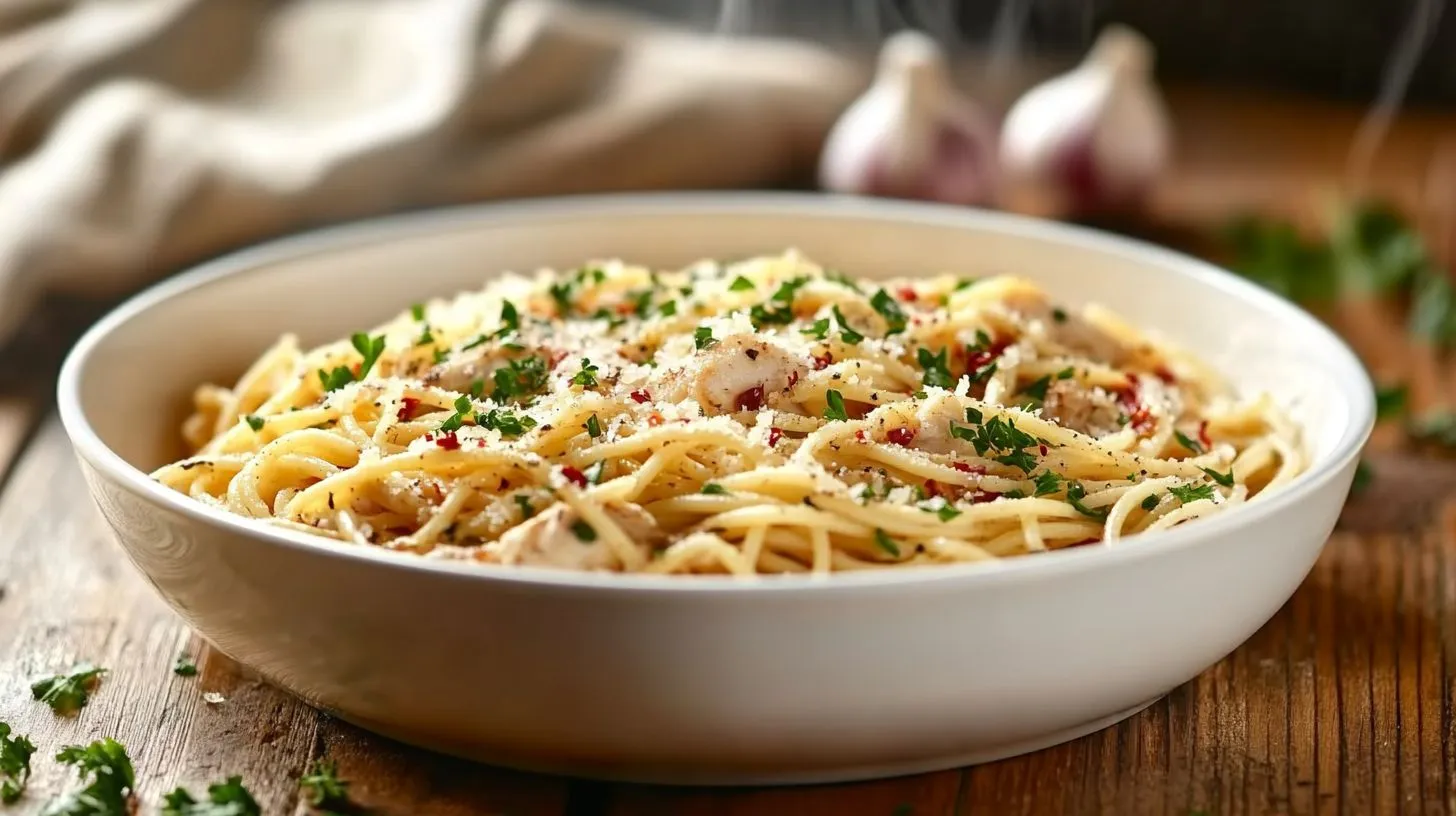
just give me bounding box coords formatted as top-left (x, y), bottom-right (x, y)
top-left (58, 194), bottom-right (1372, 785)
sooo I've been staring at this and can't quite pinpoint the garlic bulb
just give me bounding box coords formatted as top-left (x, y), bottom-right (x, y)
top-left (999, 25), bottom-right (1171, 215)
top-left (818, 31), bottom-right (998, 206)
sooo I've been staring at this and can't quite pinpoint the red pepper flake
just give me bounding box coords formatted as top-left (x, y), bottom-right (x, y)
top-left (970, 489), bottom-right (1000, 503)
top-left (548, 349), bottom-right (568, 369)
top-left (1198, 420), bottom-right (1212, 449)
top-left (965, 337), bottom-right (1011, 373)
top-left (952, 462), bottom-right (986, 474)
top-left (812, 353), bottom-right (834, 370)
top-left (648, 413), bottom-right (664, 427)
top-left (924, 480), bottom-right (941, 497)
top-left (897, 285), bottom-right (918, 302)
top-left (1154, 365), bottom-right (1176, 384)
top-left (1039, 444), bottom-right (1048, 456)
top-left (434, 431), bottom-right (461, 450)
top-left (787, 370), bottom-right (800, 389)
top-left (887, 427), bottom-right (917, 446)
top-left (630, 389), bottom-right (652, 404)
top-left (351, 363), bottom-right (362, 377)
top-left (767, 427), bottom-right (784, 447)
top-left (498, 478), bottom-right (509, 490)
top-left (855, 430), bottom-right (867, 442)
top-left (398, 396), bottom-right (422, 421)
top-left (735, 385), bottom-right (766, 412)
top-left (561, 466), bottom-right (587, 488)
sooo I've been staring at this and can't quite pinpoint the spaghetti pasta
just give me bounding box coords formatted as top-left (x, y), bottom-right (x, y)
top-left (154, 251), bottom-right (1303, 575)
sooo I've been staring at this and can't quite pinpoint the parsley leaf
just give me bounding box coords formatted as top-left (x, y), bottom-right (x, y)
top-left (1200, 466), bottom-right (1235, 487)
top-left (174, 654), bottom-right (198, 677)
top-left (162, 776), bottom-right (260, 816)
top-left (48, 738), bottom-right (134, 816)
top-left (549, 281), bottom-right (575, 316)
top-left (0, 722), bottom-right (35, 804)
top-left (585, 414), bottom-right (603, 438)
top-left (917, 347), bottom-right (954, 389)
top-left (694, 326), bottom-right (717, 350)
top-left (496, 300), bottom-right (520, 337)
top-left (772, 277), bottom-right (809, 304)
top-left (298, 761), bottom-right (350, 811)
top-left (629, 290), bottom-right (654, 317)
top-left (571, 520), bottom-right (597, 542)
top-left (573, 359), bottom-right (600, 388)
top-left (1033, 471), bottom-right (1063, 496)
top-left (351, 333), bottom-right (385, 379)
top-left (1174, 429), bottom-right (1204, 454)
top-left (1065, 481), bottom-right (1108, 520)
top-left (1051, 308), bottom-right (1068, 323)
top-left (1376, 383), bottom-right (1408, 421)
top-left (701, 483), bottom-right (729, 495)
top-left (965, 406), bottom-right (983, 424)
top-left (491, 356), bottom-right (548, 402)
top-left (658, 300), bottom-right (677, 318)
top-left (438, 395), bottom-right (473, 432)
top-left (1056, 366), bottom-right (1075, 379)
top-left (243, 415), bottom-right (264, 432)
top-left (823, 389), bottom-right (849, 421)
top-left (870, 289), bottom-right (908, 335)
top-left (801, 317), bottom-right (831, 340)
top-left (410, 303), bottom-right (425, 321)
top-left (1022, 375), bottom-right (1052, 401)
top-left (582, 461), bottom-right (606, 485)
top-left (873, 528), bottom-right (902, 557)
top-left (31, 664), bottom-right (106, 716)
top-left (476, 408), bottom-right (536, 437)
top-left (1223, 215), bottom-right (1337, 303)
top-left (748, 303), bottom-right (794, 327)
top-left (729, 276), bottom-right (755, 292)
top-left (832, 305), bottom-right (864, 345)
top-left (1141, 494), bottom-right (1160, 511)
top-left (1168, 482), bottom-right (1217, 503)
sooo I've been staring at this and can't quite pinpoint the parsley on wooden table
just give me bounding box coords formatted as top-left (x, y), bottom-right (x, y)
top-left (44, 738), bottom-right (134, 816)
top-left (162, 776), bottom-right (261, 815)
top-left (298, 761), bottom-right (353, 812)
top-left (0, 722), bottom-right (35, 804)
top-left (31, 664), bottom-right (106, 716)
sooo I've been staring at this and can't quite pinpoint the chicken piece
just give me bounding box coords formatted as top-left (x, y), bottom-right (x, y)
top-left (1040, 379), bottom-right (1123, 437)
top-left (970, 277), bottom-right (1127, 365)
top-left (912, 394), bottom-right (973, 455)
top-left (498, 500), bottom-right (662, 570)
top-left (652, 335), bottom-right (809, 416)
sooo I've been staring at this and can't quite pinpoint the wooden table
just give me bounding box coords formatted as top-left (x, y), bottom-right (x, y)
top-left (3, 87), bottom-right (1456, 815)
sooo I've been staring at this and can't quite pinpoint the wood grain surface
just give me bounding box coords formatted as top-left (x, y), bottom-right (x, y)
top-left (2, 87), bottom-right (1455, 815)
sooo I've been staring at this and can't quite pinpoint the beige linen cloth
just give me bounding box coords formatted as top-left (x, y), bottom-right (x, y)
top-left (0, 0), bottom-right (865, 343)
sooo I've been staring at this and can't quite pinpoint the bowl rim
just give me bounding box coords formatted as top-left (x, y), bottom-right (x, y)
top-left (57, 191), bottom-right (1374, 594)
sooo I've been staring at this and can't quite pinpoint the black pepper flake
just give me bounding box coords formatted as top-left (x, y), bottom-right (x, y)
top-left (870, 393), bottom-right (878, 400)
top-left (541, 424), bottom-right (554, 431)
top-left (832, 373), bottom-right (842, 380)
top-left (327, 493), bottom-right (335, 509)
top-left (745, 349), bottom-right (760, 360)
top-left (179, 461), bottom-right (200, 470)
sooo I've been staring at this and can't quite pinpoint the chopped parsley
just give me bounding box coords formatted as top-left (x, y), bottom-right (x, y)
top-left (491, 356), bottom-right (548, 401)
top-left (917, 347), bottom-right (954, 389)
top-left (1022, 375), bottom-right (1052, 401)
top-left (869, 289), bottom-right (908, 335)
top-left (729, 276), bottom-right (755, 292)
top-left (630, 289), bottom-right (654, 317)
top-left (823, 389), bottom-right (850, 421)
top-left (701, 483), bottom-right (729, 495)
top-left (825, 270), bottom-right (861, 291)
top-left (772, 277), bottom-right (809, 303)
top-left (48, 738), bottom-right (134, 816)
top-left (432, 347), bottom-right (448, 364)
top-left (1200, 466), bottom-right (1235, 487)
top-left (496, 300), bottom-right (520, 337)
top-left (476, 409), bottom-right (536, 437)
top-left (1051, 308), bottom-right (1068, 323)
top-left (515, 495), bottom-right (535, 520)
top-left (571, 520), bottom-right (597, 542)
top-left (549, 281), bottom-right (575, 316)
top-left (748, 303), bottom-right (794, 327)
top-left (831, 305), bottom-right (864, 344)
top-left (416, 325), bottom-right (435, 346)
top-left (317, 333), bottom-right (386, 392)
top-left (461, 333), bottom-right (490, 351)
top-left (873, 528), bottom-right (902, 557)
top-left (573, 359), bottom-right (600, 388)
top-left (585, 414), bottom-right (603, 438)
top-left (243, 415), bottom-right (265, 432)
top-left (659, 300), bottom-right (678, 318)
top-left (1056, 366), bottom-right (1075, 380)
top-left (1065, 481), bottom-right (1108, 520)
top-left (1141, 494), bottom-right (1160, 511)
top-left (469, 379), bottom-right (485, 398)
top-left (298, 761), bottom-right (350, 812)
top-left (438, 395), bottom-right (473, 432)
top-left (928, 500), bottom-right (961, 522)
top-left (694, 326), bottom-right (717, 350)
top-left (31, 664), bottom-right (106, 716)
top-left (954, 278), bottom-right (979, 291)
top-left (1032, 471), bottom-right (1063, 496)
top-left (1169, 482), bottom-right (1217, 504)
top-left (583, 461), bottom-right (606, 484)
top-left (1174, 430), bottom-right (1204, 454)
top-left (965, 406), bottom-right (984, 424)
top-left (162, 776), bottom-right (260, 815)
top-left (173, 654), bottom-right (198, 677)
top-left (0, 722), bottom-right (35, 804)
top-left (994, 447), bottom-right (1038, 473)
top-left (410, 303), bottom-right (425, 321)
top-left (800, 317), bottom-right (831, 340)
top-left (1376, 383), bottom-right (1408, 421)
top-left (969, 362), bottom-right (998, 385)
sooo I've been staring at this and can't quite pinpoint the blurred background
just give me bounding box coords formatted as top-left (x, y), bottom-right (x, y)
top-left (0, 0), bottom-right (1452, 476)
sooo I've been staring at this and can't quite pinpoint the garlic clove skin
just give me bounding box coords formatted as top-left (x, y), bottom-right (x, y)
top-left (1000, 25), bottom-right (1171, 215)
top-left (819, 30), bottom-right (998, 207)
